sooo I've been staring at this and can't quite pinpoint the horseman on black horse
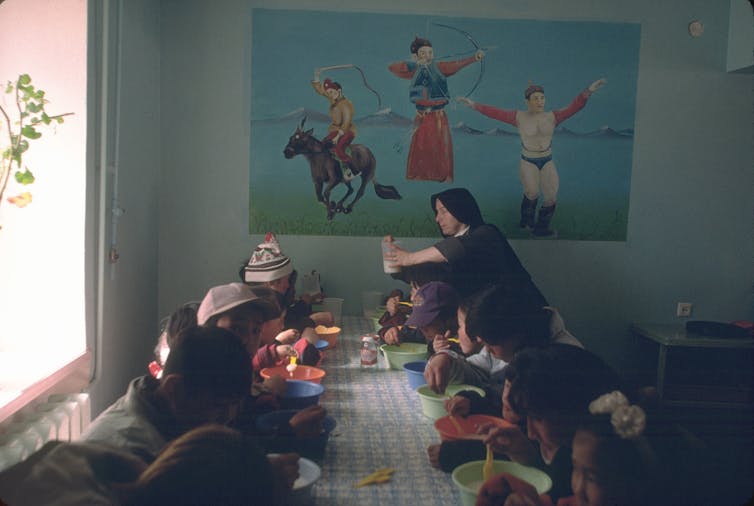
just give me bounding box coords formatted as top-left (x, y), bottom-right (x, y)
top-left (283, 116), bottom-right (401, 220)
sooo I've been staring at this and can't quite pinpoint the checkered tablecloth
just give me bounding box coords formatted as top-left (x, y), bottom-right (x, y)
top-left (310, 316), bottom-right (460, 505)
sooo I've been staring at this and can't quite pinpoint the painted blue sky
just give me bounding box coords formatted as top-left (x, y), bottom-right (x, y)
top-left (251, 8), bottom-right (640, 132)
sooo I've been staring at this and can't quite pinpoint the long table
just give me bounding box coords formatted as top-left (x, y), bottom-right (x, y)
top-left (311, 316), bottom-right (460, 505)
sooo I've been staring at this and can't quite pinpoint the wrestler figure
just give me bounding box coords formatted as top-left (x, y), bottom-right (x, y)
top-left (458, 78), bottom-right (605, 236)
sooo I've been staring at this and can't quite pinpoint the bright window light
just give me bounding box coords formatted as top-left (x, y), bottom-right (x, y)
top-left (0, 0), bottom-right (87, 405)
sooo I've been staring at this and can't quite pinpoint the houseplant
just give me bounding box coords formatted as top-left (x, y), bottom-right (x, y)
top-left (0, 73), bottom-right (73, 222)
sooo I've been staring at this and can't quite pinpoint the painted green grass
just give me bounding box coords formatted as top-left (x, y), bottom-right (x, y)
top-left (250, 209), bottom-right (438, 237)
top-left (250, 192), bottom-right (627, 240)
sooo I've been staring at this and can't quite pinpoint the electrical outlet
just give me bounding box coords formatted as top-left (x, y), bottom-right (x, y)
top-left (676, 302), bottom-right (693, 317)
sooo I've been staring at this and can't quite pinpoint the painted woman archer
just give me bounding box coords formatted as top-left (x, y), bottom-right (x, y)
top-left (389, 36), bottom-right (484, 183)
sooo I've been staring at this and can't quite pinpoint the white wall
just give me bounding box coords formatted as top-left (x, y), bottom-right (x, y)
top-left (154, 0), bottom-right (753, 379)
top-left (87, 0), bottom-right (161, 415)
top-left (727, 0), bottom-right (754, 72)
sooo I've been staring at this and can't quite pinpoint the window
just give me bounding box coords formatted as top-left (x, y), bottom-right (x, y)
top-left (0, 0), bottom-right (88, 412)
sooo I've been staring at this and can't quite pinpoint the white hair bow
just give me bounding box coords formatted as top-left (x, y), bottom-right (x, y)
top-left (588, 391), bottom-right (646, 439)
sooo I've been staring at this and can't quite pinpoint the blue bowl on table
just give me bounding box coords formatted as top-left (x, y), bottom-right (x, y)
top-left (255, 409), bottom-right (337, 461)
top-left (314, 339), bottom-right (330, 352)
top-left (402, 360), bottom-right (427, 390)
top-left (280, 379), bottom-right (325, 410)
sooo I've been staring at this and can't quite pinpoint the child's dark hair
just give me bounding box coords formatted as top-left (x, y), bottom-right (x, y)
top-left (247, 285), bottom-right (284, 319)
top-left (464, 282), bottom-right (550, 348)
top-left (505, 344), bottom-right (624, 421)
top-left (123, 424), bottom-right (278, 506)
top-left (163, 326), bottom-right (251, 399)
top-left (283, 269), bottom-right (298, 306)
top-left (435, 306), bottom-right (460, 334)
top-left (163, 302), bottom-right (200, 348)
top-left (153, 302), bottom-right (200, 365)
top-left (386, 289), bottom-right (404, 302)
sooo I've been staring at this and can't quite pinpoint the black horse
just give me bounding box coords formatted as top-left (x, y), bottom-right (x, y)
top-left (283, 117), bottom-right (401, 220)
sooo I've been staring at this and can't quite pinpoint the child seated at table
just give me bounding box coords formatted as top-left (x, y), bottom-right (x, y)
top-left (248, 285), bottom-right (321, 370)
top-left (381, 262), bottom-right (444, 345)
top-left (0, 424), bottom-right (293, 506)
top-left (479, 390), bottom-right (712, 506)
top-left (184, 283), bottom-right (328, 447)
top-left (394, 281), bottom-right (463, 355)
top-left (563, 390), bottom-right (711, 506)
top-left (148, 301), bottom-right (201, 379)
top-left (424, 281), bottom-right (582, 414)
top-left (429, 344), bottom-right (624, 503)
top-left (240, 232), bottom-right (333, 329)
top-left (376, 288), bottom-right (412, 340)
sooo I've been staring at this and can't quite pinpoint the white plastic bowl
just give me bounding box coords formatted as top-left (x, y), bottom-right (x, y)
top-left (290, 457), bottom-right (321, 505)
top-left (269, 455), bottom-right (321, 505)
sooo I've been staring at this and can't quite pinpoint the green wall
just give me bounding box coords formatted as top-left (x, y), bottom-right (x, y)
top-left (91, 0), bottom-right (753, 416)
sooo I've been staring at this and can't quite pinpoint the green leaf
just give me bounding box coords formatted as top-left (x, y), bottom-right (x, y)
top-left (15, 168), bottom-right (35, 185)
top-left (5, 82), bottom-right (13, 93)
top-left (21, 125), bottom-right (42, 139)
top-left (18, 74), bottom-right (31, 86)
top-left (41, 112), bottom-right (51, 125)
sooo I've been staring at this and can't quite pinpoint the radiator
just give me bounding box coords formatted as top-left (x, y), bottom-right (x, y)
top-left (0, 392), bottom-right (91, 472)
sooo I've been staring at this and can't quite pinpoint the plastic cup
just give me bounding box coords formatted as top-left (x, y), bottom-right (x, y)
top-left (382, 240), bottom-right (401, 273)
top-left (321, 297), bottom-right (344, 326)
top-left (361, 291), bottom-right (383, 317)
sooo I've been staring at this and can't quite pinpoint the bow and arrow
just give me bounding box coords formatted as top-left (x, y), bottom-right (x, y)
top-left (390, 22), bottom-right (491, 152)
top-left (314, 64), bottom-right (384, 111)
top-left (431, 22), bottom-right (491, 98)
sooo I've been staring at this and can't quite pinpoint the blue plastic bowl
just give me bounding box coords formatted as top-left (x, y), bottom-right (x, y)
top-left (314, 339), bottom-right (330, 351)
top-left (403, 360), bottom-right (427, 390)
top-left (255, 409), bottom-right (337, 461)
top-left (280, 379), bottom-right (325, 409)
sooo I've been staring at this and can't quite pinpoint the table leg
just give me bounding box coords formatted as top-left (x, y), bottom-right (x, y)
top-left (656, 344), bottom-right (667, 403)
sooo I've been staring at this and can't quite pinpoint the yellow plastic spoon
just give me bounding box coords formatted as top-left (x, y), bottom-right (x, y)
top-left (448, 415), bottom-right (464, 435)
top-left (286, 355), bottom-right (297, 377)
top-left (483, 444), bottom-right (494, 482)
top-left (354, 468), bottom-right (395, 488)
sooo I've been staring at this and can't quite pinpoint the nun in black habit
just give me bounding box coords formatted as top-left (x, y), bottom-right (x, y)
top-left (385, 187), bottom-right (547, 303)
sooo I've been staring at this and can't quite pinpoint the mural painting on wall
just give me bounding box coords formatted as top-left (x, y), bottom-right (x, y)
top-left (250, 9), bottom-right (639, 240)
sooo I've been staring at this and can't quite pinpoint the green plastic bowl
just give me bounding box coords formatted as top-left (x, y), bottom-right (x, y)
top-left (371, 315), bottom-right (382, 333)
top-left (380, 343), bottom-right (428, 370)
top-left (416, 384), bottom-right (486, 421)
top-left (370, 306), bottom-right (386, 332)
top-left (452, 460), bottom-right (552, 506)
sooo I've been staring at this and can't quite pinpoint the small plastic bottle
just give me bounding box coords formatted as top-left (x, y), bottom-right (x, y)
top-left (360, 335), bottom-right (378, 368)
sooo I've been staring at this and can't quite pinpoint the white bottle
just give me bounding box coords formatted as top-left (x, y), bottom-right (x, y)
top-left (360, 336), bottom-right (378, 368)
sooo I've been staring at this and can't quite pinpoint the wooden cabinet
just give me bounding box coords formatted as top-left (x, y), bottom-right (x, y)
top-left (631, 323), bottom-right (753, 409)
